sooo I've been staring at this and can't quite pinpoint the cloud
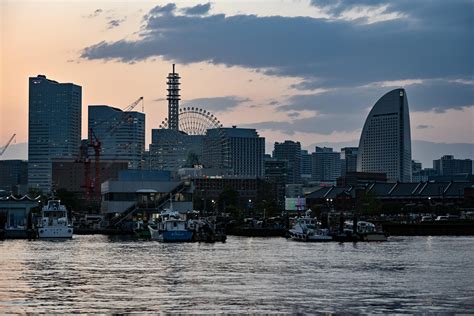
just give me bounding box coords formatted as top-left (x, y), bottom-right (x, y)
top-left (182, 96), bottom-right (250, 113)
top-left (107, 18), bottom-right (126, 29)
top-left (417, 125), bottom-right (432, 129)
top-left (81, 1), bottom-right (472, 90)
top-left (281, 79), bottom-right (474, 114)
top-left (147, 3), bottom-right (176, 16)
top-left (182, 3), bottom-right (211, 16)
top-left (153, 97), bottom-right (166, 102)
top-left (246, 113), bottom-right (362, 135)
top-left (85, 9), bottom-right (103, 19)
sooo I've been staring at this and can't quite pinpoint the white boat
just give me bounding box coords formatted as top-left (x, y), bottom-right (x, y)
top-left (37, 200), bottom-right (73, 239)
top-left (148, 210), bottom-right (193, 242)
top-left (344, 220), bottom-right (387, 242)
top-left (288, 210), bottom-right (332, 242)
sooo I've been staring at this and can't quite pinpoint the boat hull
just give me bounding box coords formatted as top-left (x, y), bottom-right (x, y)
top-left (149, 226), bottom-right (193, 242)
top-left (288, 231), bottom-right (333, 242)
top-left (37, 226), bottom-right (73, 239)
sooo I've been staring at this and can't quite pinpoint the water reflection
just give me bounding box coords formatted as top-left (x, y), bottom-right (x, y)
top-left (0, 236), bottom-right (473, 313)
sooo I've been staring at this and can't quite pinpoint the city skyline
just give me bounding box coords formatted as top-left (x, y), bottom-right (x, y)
top-left (1, 0), bottom-right (473, 168)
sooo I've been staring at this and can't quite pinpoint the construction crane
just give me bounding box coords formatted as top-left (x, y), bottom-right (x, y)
top-left (82, 97), bottom-right (143, 203)
top-left (108, 97), bottom-right (144, 135)
top-left (0, 134), bottom-right (16, 156)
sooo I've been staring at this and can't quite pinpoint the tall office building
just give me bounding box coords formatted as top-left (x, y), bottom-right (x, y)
top-left (311, 147), bottom-right (341, 182)
top-left (300, 149), bottom-right (313, 182)
top-left (148, 129), bottom-right (204, 172)
top-left (0, 160), bottom-right (28, 195)
top-left (273, 140), bottom-right (301, 184)
top-left (204, 127), bottom-right (265, 177)
top-left (88, 105), bottom-right (145, 169)
top-left (28, 75), bottom-right (81, 193)
top-left (341, 147), bottom-right (358, 176)
top-left (433, 155), bottom-right (472, 176)
top-left (357, 88), bottom-right (412, 182)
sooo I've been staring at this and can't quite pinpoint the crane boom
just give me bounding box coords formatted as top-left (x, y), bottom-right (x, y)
top-left (0, 134), bottom-right (16, 156)
top-left (109, 97), bottom-right (144, 135)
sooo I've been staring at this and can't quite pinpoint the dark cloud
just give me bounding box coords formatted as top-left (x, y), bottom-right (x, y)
top-left (107, 18), bottom-right (126, 29)
top-left (417, 125), bottom-right (432, 129)
top-left (182, 96), bottom-right (250, 113)
top-left (182, 3), bottom-right (211, 16)
top-left (279, 80), bottom-right (474, 114)
top-left (81, 1), bottom-right (472, 89)
top-left (148, 3), bottom-right (176, 16)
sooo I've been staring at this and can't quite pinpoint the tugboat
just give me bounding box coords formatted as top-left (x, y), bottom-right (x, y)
top-left (148, 210), bottom-right (194, 242)
top-left (288, 209), bottom-right (332, 242)
top-left (37, 200), bottom-right (73, 239)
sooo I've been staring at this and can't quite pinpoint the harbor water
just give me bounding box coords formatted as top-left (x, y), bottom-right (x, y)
top-left (1, 236), bottom-right (473, 313)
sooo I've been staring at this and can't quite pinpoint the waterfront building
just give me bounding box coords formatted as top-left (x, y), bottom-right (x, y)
top-left (28, 75), bottom-right (82, 193)
top-left (341, 147), bottom-right (358, 177)
top-left (311, 147), bottom-right (341, 183)
top-left (433, 155), bottom-right (472, 177)
top-left (100, 170), bottom-right (191, 215)
top-left (0, 160), bottom-right (28, 195)
top-left (301, 150), bottom-right (313, 183)
top-left (51, 159), bottom-right (129, 198)
top-left (0, 195), bottom-right (39, 235)
top-left (336, 171), bottom-right (387, 187)
top-left (88, 105), bottom-right (145, 169)
top-left (204, 127), bottom-right (265, 177)
top-left (273, 140), bottom-right (301, 184)
top-left (357, 88), bottom-right (412, 182)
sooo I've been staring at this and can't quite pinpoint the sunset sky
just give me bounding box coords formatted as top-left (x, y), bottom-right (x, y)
top-left (1, 0), bottom-right (473, 166)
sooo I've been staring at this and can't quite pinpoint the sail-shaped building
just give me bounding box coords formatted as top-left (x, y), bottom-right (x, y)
top-left (357, 88), bottom-right (412, 182)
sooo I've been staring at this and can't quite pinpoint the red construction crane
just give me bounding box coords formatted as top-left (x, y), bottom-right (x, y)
top-left (0, 134), bottom-right (16, 156)
top-left (82, 97), bottom-right (143, 203)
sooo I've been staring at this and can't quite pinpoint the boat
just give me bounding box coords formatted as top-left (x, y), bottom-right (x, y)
top-left (133, 220), bottom-right (152, 239)
top-left (344, 220), bottom-right (388, 242)
top-left (37, 200), bottom-right (73, 239)
top-left (288, 210), bottom-right (332, 242)
top-left (148, 210), bottom-right (194, 242)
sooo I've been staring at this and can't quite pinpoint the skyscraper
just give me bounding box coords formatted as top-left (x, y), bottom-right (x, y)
top-left (28, 75), bottom-right (81, 193)
top-left (433, 155), bottom-right (472, 176)
top-left (88, 105), bottom-right (145, 169)
top-left (204, 126), bottom-right (265, 177)
top-left (273, 140), bottom-right (301, 184)
top-left (311, 147), bottom-right (341, 182)
top-left (341, 147), bottom-right (358, 176)
top-left (357, 88), bottom-right (412, 182)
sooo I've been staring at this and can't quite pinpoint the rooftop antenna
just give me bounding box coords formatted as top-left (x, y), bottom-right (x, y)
top-left (166, 64), bottom-right (181, 130)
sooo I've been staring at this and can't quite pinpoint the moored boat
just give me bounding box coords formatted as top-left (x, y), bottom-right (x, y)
top-left (148, 210), bottom-right (194, 242)
top-left (37, 200), bottom-right (73, 239)
top-left (288, 210), bottom-right (332, 242)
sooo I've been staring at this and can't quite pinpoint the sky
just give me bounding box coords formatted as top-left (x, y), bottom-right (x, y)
top-left (1, 0), bottom-right (473, 167)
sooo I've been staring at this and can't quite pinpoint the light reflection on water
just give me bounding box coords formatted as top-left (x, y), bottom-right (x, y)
top-left (1, 236), bottom-right (473, 313)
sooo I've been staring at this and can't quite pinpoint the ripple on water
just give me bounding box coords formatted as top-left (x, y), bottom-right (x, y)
top-left (0, 235), bottom-right (474, 313)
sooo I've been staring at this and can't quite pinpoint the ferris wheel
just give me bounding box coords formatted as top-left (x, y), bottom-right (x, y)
top-left (159, 107), bottom-right (223, 134)
top-left (157, 107), bottom-right (231, 170)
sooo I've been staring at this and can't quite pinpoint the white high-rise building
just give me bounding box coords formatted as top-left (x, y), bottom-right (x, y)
top-left (357, 88), bottom-right (412, 182)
